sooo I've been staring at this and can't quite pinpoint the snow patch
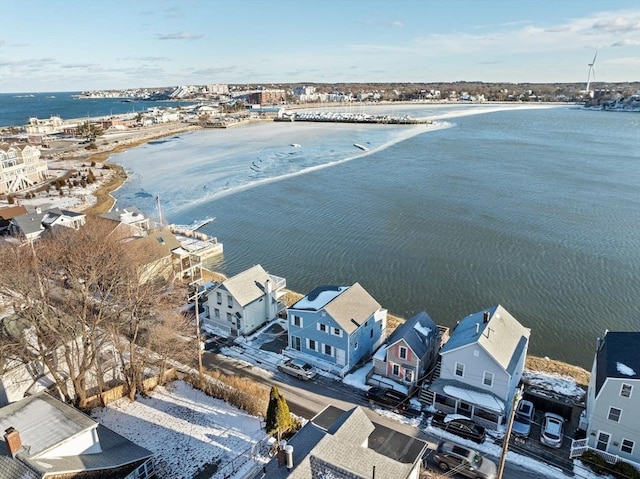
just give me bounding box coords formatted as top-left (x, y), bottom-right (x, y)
top-left (616, 362), bottom-right (637, 377)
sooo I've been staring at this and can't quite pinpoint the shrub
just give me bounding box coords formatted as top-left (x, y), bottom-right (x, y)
top-left (614, 461), bottom-right (640, 479)
top-left (7, 195), bottom-right (14, 204)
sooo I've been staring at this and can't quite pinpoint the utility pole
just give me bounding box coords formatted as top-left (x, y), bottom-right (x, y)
top-left (194, 281), bottom-right (204, 388)
top-left (497, 387), bottom-right (522, 479)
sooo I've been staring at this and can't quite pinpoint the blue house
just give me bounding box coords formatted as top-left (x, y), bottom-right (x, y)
top-left (286, 283), bottom-right (387, 376)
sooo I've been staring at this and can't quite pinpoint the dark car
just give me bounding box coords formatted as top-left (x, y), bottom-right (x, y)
top-left (433, 441), bottom-right (497, 479)
top-left (512, 400), bottom-right (535, 438)
top-left (430, 412), bottom-right (486, 443)
top-left (366, 387), bottom-right (418, 415)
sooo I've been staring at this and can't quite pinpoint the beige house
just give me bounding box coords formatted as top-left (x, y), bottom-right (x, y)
top-left (0, 142), bottom-right (48, 195)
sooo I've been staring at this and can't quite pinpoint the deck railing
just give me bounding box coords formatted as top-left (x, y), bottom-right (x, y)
top-left (570, 438), bottom-right (621, 464)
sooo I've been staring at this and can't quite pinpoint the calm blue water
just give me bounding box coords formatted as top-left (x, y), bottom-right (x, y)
top-left (108, 104), bottom-right (640, 368)
top-left (0, 92), bottom-right (195, 127)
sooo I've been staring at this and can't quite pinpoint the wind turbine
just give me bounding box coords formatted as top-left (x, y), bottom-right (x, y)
top-left (585, 50), bottom-right (598, 97)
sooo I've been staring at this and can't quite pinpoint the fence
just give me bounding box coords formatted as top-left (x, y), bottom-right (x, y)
top-left (216, 435), bottom-right (273, 478)
top-left (84, 368), bottom-right (177, 409)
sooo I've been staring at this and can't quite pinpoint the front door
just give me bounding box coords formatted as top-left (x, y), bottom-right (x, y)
top-left (336, 348), bottom-right (346, 366)
top-left (596, 432), bottom-right (610, 451)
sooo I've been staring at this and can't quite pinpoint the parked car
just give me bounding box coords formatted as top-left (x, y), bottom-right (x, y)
top-left (433, 441), bottom-right (497, 479)
top-left (367, 387), bottom-right (408, 409)
top-left (512, 400), bottom-right (535, 438)
top-left (430, 412), bottom-right (486, 443)
top-left (277, 358), bottom-right (316, 380)
top-left (540, 412), bottom-right (565, 448)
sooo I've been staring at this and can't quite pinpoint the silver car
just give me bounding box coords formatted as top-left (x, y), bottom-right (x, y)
top-left (512, 400), bottom-right (535, 438)
top-left (433, 441), bottom-right (497, 479)
top-left (540, 412), bottom-right (565, 448)
top-left (277, 358), bottom-right (317, 380)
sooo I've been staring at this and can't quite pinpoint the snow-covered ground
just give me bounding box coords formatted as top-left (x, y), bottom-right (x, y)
top-left (92, 380), bottom-right (271, 479)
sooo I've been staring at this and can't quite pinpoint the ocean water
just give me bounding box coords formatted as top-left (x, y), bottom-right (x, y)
top-left (0, 92), bottom-right (194, 127)
top-left (109, 105), bottom-right (639, 368)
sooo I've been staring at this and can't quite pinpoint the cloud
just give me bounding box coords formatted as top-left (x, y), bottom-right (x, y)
top-left (157, 32), bottom-right (204, 40)
top-left (611, 39), bottom-right (640, 47)
top-left (591, 16), bottom-right (640, 34)
top-left (389, 21), bottom-right (404, 28)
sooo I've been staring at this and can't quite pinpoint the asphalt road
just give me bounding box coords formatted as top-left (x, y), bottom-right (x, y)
top-left (202, 350), bottom-right (570, 479)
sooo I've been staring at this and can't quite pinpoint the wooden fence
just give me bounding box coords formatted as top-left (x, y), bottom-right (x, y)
top-left (85, 368), bottom-right (177, 408)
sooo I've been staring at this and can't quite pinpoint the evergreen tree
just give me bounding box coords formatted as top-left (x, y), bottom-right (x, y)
top-left (265, 385), bottom-right (294, 440)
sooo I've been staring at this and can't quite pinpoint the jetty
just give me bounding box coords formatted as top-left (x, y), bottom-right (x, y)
top-left (277, 111), bottom-right (432, 125)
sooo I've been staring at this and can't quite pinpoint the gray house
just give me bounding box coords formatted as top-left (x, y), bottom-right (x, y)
top-left (262, 405), bottom-right (427, 479)
top-left (0, 392), bottom-right (154, 479)
top-left (371, 311), bottom-right (441, 391)
top-left (574, 331), bottom-right (640, 466)
top-left (424, 305), bottom-right (530, 429)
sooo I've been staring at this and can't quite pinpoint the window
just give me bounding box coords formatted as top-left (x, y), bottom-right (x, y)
top-left (405, 370), bottom-right (414, 382)
top-left (214, 308), bottom-right (220, 319)
top-left (291, 336), bottom-right (301, 351)
top-left (621, 439), bottom-right (635, 454)
top-left (392, 363), bottom-right (400, 376)
top-left (216, 292), bottom-right (222, 304)
top-left (621, 384), bottom-right (632, 398)
top-left (455, 362), bottom-right (465, 378)
top-left (608, 407), bottom-right (622, 422)
top-left (227, 295), bottom-right (233, 308)
top-left (307, 339), bottom-right (317, 351)
top-left (292, 315), bottom-right (302, 327)
top-left (227, 313), bottom-right (233, 323)
top-left (323, 344), bottom-right (333, 356)
top-left (317, 323), bottom-right (327, 333)
top-left (399, 346), bottom-right (407, 360)
top-left (596, 432), bottom-right (610, 451)
top-left (483, 371), bottom-right (494, 387)
top-left (332, 327), bottom-right (342, 337)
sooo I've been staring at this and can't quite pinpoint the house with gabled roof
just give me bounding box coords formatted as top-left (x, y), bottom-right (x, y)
top-left (8, 207), bottom-right (85, 242)
top-left (571, 331), bottom-right (640, 467)
top-left (262, 405), bottom-right (426, 479)
top-left (371, 311), bottom-right (442, 391)
top-left (286, 283), bottom-right (387, 376)
top-left (423, 304), bottom-right (530, 429)
top-left (0, 206), bottom-right (28, 236)
top-left (99, 206), bottom-right (150, 237)
top-left (202, 264), bottom-right (286, 337)
top-left (0, 392), bottom-right (154, 479)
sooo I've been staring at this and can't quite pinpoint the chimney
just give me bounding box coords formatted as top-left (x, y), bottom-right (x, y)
top-left (285, 444), bottom-right (294, 470)
top-left (4, 427), bottom-right (22, 458)
top-left (35, 207), bottom-right (41, 214)
top-left (483, 311), bottom-right (490, 323)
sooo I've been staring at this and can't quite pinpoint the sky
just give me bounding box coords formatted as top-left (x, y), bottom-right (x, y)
top-left (0, 0), bottom-right (638, 93)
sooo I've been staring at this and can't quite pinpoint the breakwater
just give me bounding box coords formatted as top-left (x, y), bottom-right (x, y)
top-left (279, 111), bottom-right (432, 125)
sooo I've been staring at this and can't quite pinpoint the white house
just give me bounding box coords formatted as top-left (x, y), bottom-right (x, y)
top-left (572, 331), bottom-right (640, 467)
top-left (202, 265), bottom-right (286, 337)
top-left (424, 305), bottom-right (530, 429)
top-left (0, 392), bottom-right (154, 478)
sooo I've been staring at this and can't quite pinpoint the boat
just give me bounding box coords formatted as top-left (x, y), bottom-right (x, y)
top-left (291, 143), bottom-right (302, 148)
top-left (353, 143), bottom-right (369, 151)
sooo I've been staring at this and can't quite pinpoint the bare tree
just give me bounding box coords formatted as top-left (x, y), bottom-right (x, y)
top-left (0, 216), bottom-right (189, 407)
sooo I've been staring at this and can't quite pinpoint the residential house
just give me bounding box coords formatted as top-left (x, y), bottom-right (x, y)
top-left (573, 331), bottom-right (640, 466)
top-left (0, 142), bottom-right (48, 195)
top-left (99, 206), bottom-right (151, 237)
top-left (262, 405), bottom-right (427, 479)
top-left (8, 207), bottom-right (86, 242)
top-left (423, 305), bottom-right (530, 429)
top-left (202, 265), bottom-right (286, 337)
top-left (0, 392), bottom-right (154, 479)
top-left (371, 311), bottom-right (442, 392)
top-left (0, 205), bottom-right (28, 236)
top-left (286, 283), bottom-right (387, 376)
